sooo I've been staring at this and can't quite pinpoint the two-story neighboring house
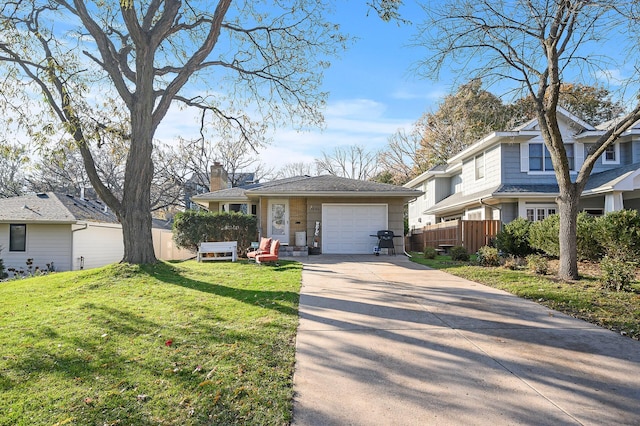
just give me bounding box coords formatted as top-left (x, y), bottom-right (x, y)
top-left (405, 108), bottom-right (640, 230)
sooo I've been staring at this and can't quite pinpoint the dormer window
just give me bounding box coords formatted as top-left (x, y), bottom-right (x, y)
top-left (603, 144), bottom-right (619, 164)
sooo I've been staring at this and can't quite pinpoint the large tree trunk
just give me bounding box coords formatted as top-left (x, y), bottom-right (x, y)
top-left (120, 124), bottom-right (157, 264)
top-left (556, 187), bottom-right (580, 280)
top-left (119, 56), bottom-right (157, 264)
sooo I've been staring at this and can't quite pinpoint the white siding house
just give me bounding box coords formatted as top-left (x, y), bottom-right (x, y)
top-left (0, 193), bottom-right (123, 273)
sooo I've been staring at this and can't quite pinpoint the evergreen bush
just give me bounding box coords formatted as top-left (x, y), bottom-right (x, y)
top-left (596, 210), bottom-right (640, 261)
top-left (576, 212), bottom-right (603, 261)
top-left (495, 217), bottom-right (534, 258)
top-left (423, 246), bottom-right (437, 259)
top-left (173, 211), bottom-right (258, 255)
top-left (529, 214), bottom-right (560, 257)
top-left (529, 212), bottom-right (603, 261)
top-left (449, 245), bottom-right (469, 261)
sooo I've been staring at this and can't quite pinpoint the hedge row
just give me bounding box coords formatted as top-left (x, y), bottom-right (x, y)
top-left (173, 210), bottom-right (258, 255)
top-left (495, 210), bottom-right (640, 262)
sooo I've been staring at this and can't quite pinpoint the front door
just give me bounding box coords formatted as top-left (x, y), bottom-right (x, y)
top-left (268, 199), bottom-right (289, 245)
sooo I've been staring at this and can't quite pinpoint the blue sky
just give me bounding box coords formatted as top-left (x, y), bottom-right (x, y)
top-left (158, 3), bottom-right (443, 171)
top-left (153, 2), bottom-right (637, 172)
top-left (257, 2), bottom-right (445, 170)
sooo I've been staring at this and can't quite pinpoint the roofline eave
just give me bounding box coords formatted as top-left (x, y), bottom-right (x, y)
top-left (247, 191), bottom-right (424, 198)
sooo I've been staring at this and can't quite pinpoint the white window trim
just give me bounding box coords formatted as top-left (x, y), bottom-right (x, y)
top-left (521, 142), bottom-right (579, 175)
top-left (518, 202), bottom-right (558, 221)
top-left (602, 143), bottom-right (620, 165)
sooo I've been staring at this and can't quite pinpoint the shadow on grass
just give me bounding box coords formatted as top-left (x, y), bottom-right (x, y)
top-left (1, 261), bottom-right (302, 424)
top-left (140, 261), bottom-right (300, 317)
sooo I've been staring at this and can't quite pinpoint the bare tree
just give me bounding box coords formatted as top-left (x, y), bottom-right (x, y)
top-left (155, 135), bottom-right (271, 211)
top-left (316, 145), bottom-right (380, 180)
top-left (275, 162), bottom-right (318, 179)
top-left (0, 1), bottom-right (345, 264)
top-left (0, 142), bottom-right (28, 197)
top-left (417, 0), bottom-right (640, 280)
top-left (377, 128), bottom-right (430, 185)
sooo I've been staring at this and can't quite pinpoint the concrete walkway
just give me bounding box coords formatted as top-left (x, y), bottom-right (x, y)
top-left (292, 255), bottom-right (640, 425)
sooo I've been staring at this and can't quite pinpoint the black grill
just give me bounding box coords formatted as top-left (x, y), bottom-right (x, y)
top-left (375, 230), bottom-right (396, 255)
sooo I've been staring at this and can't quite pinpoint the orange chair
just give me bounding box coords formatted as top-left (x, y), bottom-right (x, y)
top-left (247, 237), bottom-right (272, 261)
top-left (256, 240), bottom-right (280, 265)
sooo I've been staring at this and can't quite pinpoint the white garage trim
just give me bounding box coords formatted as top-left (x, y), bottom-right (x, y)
top-left (322, 204), bottom-right (388, 254)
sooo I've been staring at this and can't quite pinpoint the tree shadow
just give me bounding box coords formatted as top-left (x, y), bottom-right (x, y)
top-left (139, 261), bottom-right (300, 316)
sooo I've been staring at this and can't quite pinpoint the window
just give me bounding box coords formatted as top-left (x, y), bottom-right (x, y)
top-left (529, 144), bottom-right (543, 171)
top-left (9, 224), bottom-right (26, 252)
top-left (525, 208), bottom-right (556, 222)
top-left (565, 144), bottom-right (574, 170)
top-left (475, 153), bottom-right (485, 180)
top-left (529, 143), bottom-right (574, 171)
top-left (604, 145), bottom-right (616, 162)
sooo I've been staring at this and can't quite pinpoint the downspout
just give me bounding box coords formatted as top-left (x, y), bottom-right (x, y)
top-left (71, 222), bottom-right (88, 271)
top-left (479, 198), bottom-right (502, 222)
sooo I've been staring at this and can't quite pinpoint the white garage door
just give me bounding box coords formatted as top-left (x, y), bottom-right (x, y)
top-left (322, 204), bottom-right (388, 254)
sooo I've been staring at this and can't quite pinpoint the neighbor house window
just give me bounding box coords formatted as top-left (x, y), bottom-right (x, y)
top-left (529, 143), bottom-right (574, 171)
top-left (565, 144), bottom-right (574, 170)
top-left (529, 144), bottom-right (544, 171)
top-left (9, 224), bottom-right (26, 252)
top-left (604, 145), bottom-right (616, 162)
top-left (525, 207), bottom-right (556, 222)
top-left (475, 153), bottom-right (485, 180)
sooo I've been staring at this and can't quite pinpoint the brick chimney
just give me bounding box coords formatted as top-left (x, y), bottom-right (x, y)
top-left (210, 162), bottom-right (229, 192)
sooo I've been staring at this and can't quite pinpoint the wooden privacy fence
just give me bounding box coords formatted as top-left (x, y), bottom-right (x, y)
top-left (406, 220), bottom-right (501, 254)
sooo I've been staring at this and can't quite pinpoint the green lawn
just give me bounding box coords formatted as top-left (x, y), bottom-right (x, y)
top-left (411, 253), bottom-right (640, 340)
top-left (0, 261), bottom-right (302, 426)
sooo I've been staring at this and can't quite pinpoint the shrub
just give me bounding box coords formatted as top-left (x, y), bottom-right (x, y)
top-left (477, 245), bottom-right (500, 267)
top-left (596, 210), bottom-right (640, 262)
top-left (0, 245), bottom-right (6, 280)
top-left (529, 214), bottom-right (560, 257)
top-left (600, 255), bottom-right (636, 292)
top-left (423, 246), bottom-right (437, 259)
top-left (173, 210), bottom-right (258, 254)
top-left (529, 212), bottom-right (605, 261)
top-left (576, 212), bottom-right (603, 261)
top-left (503, 255), bottom-right (526, 270)
top-left (527, 254), bottom-right (549, 275)
top-left (495, 217), bottom-right (534, 258)
top-left (449, 246), bottom-right (469, 261)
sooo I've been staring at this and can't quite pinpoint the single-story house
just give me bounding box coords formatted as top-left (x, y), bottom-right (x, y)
top-left (192, 165), bottom-right (423, 254)
top-left (0, 192), bottom-right (124, 272)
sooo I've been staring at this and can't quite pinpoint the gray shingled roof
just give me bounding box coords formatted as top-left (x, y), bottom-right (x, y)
top-left (193, 175), bottom-right (422, 202)
top-left (425, 185), bottom-right (502, 213)
top-left (249, 175), bottom-right (421, 195)
top-left (426, 164), bottom-right (640, 214)
top-left (494, 184), bottom-right (560, 194)
top-left (584, 162), bottom-right (640, 191)
top-left (0, 193), bottom-right (119, 224)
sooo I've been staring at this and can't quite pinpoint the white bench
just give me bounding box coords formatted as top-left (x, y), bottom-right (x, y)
top-left (197, 241), bottom-right (237, 262)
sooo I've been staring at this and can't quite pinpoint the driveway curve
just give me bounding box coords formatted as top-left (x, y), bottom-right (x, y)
top-left (292, 255), bottom-right (640, 426)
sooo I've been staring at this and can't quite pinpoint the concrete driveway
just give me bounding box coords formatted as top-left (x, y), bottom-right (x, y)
top-left (292, 255), bottom-right (640, 425)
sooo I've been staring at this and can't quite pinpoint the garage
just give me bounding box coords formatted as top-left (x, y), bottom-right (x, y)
top-left (322, 204), bottom-right (388, 254)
